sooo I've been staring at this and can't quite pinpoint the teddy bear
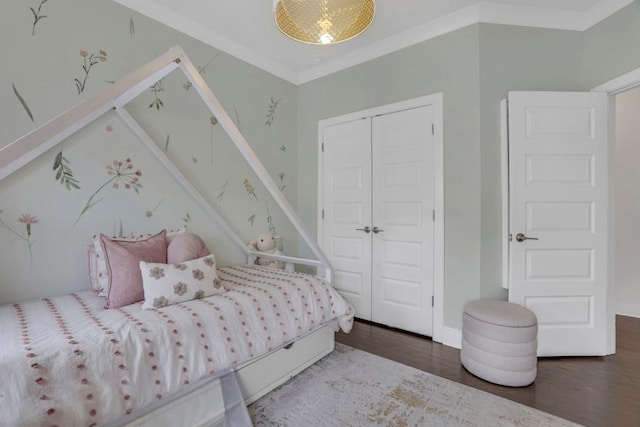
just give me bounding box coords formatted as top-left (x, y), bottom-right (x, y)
top-left (248, 233), bottom-right (285, 269)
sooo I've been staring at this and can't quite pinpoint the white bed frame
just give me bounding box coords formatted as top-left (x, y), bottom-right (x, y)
top-left (0, 46), bottom-right (338, 425)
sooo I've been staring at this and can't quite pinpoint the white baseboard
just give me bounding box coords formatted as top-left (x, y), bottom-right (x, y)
top-left (616, 302), bottom-right (640, 319)
top-left (442, 326), bottom-right (462, 350)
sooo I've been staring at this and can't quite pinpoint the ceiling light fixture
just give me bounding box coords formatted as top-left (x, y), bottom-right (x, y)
top-left (273, 0), bottom-right (375, 46)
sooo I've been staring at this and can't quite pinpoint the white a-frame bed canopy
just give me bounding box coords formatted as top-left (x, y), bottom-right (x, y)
top-left (0, 45), bottom-right (333, 282)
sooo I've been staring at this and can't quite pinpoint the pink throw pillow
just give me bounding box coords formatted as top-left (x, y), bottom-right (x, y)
top-left (101, 230), bottom-right (167, 308)
top-left (167, 233), bottom-right (210, 264)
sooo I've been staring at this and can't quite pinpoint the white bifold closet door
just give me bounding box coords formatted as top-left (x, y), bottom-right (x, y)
top-left (322, 118), bottom-right (373, 320)
top-left (322, 105), bottom-right (434, 336)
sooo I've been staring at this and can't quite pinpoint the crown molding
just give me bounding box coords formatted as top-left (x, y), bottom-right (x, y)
top-left (297, 5), bottom-right (482, 84)
top-left (111, 0), bottom-right (298, 84)
top-left (476, 2), bottom-right (583, 30)
top-left (298, 0), bottom-right (635, 84)
top-left (297, 1), bottom-right (586, 84)
top-left (113, 0), bottom-right (634, 86)
top-left (583, 0), bottom-right (634, 29)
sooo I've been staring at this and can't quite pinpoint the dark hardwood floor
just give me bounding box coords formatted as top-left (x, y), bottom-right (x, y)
top-left (336, 316), bottom-right (640, 427)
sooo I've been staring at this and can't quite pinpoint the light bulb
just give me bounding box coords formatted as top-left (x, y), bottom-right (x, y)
top-left (320, 33), bottom-right (334, 44)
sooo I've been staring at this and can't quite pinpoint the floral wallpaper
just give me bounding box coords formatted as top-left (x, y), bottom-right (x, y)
top-left (0, 211), bottom-right (38, 268)
top-left (74, 49), bottom-right (108, 95)
top-left (75, 158), bottom-right (143, 225)
top-left (0, 0), bottom-right (299, 304)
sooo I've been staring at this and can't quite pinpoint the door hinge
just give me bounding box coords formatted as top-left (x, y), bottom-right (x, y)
top-left (431, 123), bottom-right (434, 135)
top-left (431, 295), bottom-right (434, 307)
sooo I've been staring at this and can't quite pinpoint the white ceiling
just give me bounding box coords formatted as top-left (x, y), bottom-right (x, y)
top-left (112, 0), bottom-right (632, 84)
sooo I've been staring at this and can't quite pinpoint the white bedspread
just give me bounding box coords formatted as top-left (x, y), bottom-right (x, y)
top-left (0, 265), bottom-right (354, 426)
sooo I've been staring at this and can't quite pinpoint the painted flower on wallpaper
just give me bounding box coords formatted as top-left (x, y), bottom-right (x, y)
top-left (243, 178), bottom-right (277, 234)
top-left (129, 16), bottom-right (135, 39)
top-left (30, 0), bottom-right (48, 36)
top-left (182, 54), bottom-right (220, 91)
top-left (74, 49), bottom-right (108, 95)
top-left (74, 158), bottom-right (143, 225)
top-left (107, 159), bottom-right (143, 192)
top-left (149, 78), bottom-right (165, 110)
top-left (53, 150), bottom-right (80, 190)
top-left (243, 179), bottom-right (258, 201)
top-left (0, 211), bottom-right (39, 268)
top-left (265, 97), bottom-right (281, 127)
top-left (18, 214), bottom-right (38, 235)
top-left (145, 199), bottom-right (163, 218)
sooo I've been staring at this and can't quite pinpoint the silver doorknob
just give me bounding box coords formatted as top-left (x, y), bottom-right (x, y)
top-left (515, 233), bottom-right (538, 242)
top-left (372, 226), bottom-right (384, 234)
top-left (356, 226), bottom-right (371, 233)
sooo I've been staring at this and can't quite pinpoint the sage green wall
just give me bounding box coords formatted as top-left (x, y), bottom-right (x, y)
top-left (583, 2), bottom-right (640, 88)
top-left (0, 0), bottom-right (298, 304)
top-left (297, 26), bottom-right (482, 330)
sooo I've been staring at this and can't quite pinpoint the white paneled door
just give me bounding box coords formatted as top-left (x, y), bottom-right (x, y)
top-left (371, 107), bottom-right (434, 335)
top-left (508, 91), bottom-right (611, 356)
top-left (322, 106), bottom-right (434, 336)
top-left (322, 118), bottom-right (373, 320)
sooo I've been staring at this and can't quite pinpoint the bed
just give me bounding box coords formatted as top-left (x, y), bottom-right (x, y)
top-left (0, 264), bottom-right (353, 426)
top-left (0, 46), bottom-right (353, 426)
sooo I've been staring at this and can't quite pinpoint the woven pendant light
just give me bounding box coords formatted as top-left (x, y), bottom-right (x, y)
top-left (274, 0), bottom-right (375, 45)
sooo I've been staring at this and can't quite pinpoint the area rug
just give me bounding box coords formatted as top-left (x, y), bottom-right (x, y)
top-left (248, 343), bottom-right (581, 426)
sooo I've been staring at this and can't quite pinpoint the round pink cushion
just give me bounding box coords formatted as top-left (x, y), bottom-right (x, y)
top-left (167, 233), bottom-right (210, 264)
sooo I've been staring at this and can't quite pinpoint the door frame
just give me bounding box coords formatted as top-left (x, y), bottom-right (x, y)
top-left (592, 67), bottom-right (640, 354)
top-left (317, 93), bottom-right (445, 342)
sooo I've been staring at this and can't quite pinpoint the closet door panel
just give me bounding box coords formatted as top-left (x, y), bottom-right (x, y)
top-left (371, 106), bottom-right (434, 336)
top-left (322, 118), bottom-right (373, 320)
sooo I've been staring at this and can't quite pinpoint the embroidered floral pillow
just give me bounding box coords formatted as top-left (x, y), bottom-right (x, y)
top-left (140, 254), bottom-right (225, 309)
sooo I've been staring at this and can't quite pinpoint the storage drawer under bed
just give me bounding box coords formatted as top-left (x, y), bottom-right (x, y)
top-left (235, 325), bottom-right (334, 404)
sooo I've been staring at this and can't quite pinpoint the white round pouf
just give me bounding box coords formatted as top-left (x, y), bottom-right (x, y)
top-left (461, 299), bottom-right (538, 387)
